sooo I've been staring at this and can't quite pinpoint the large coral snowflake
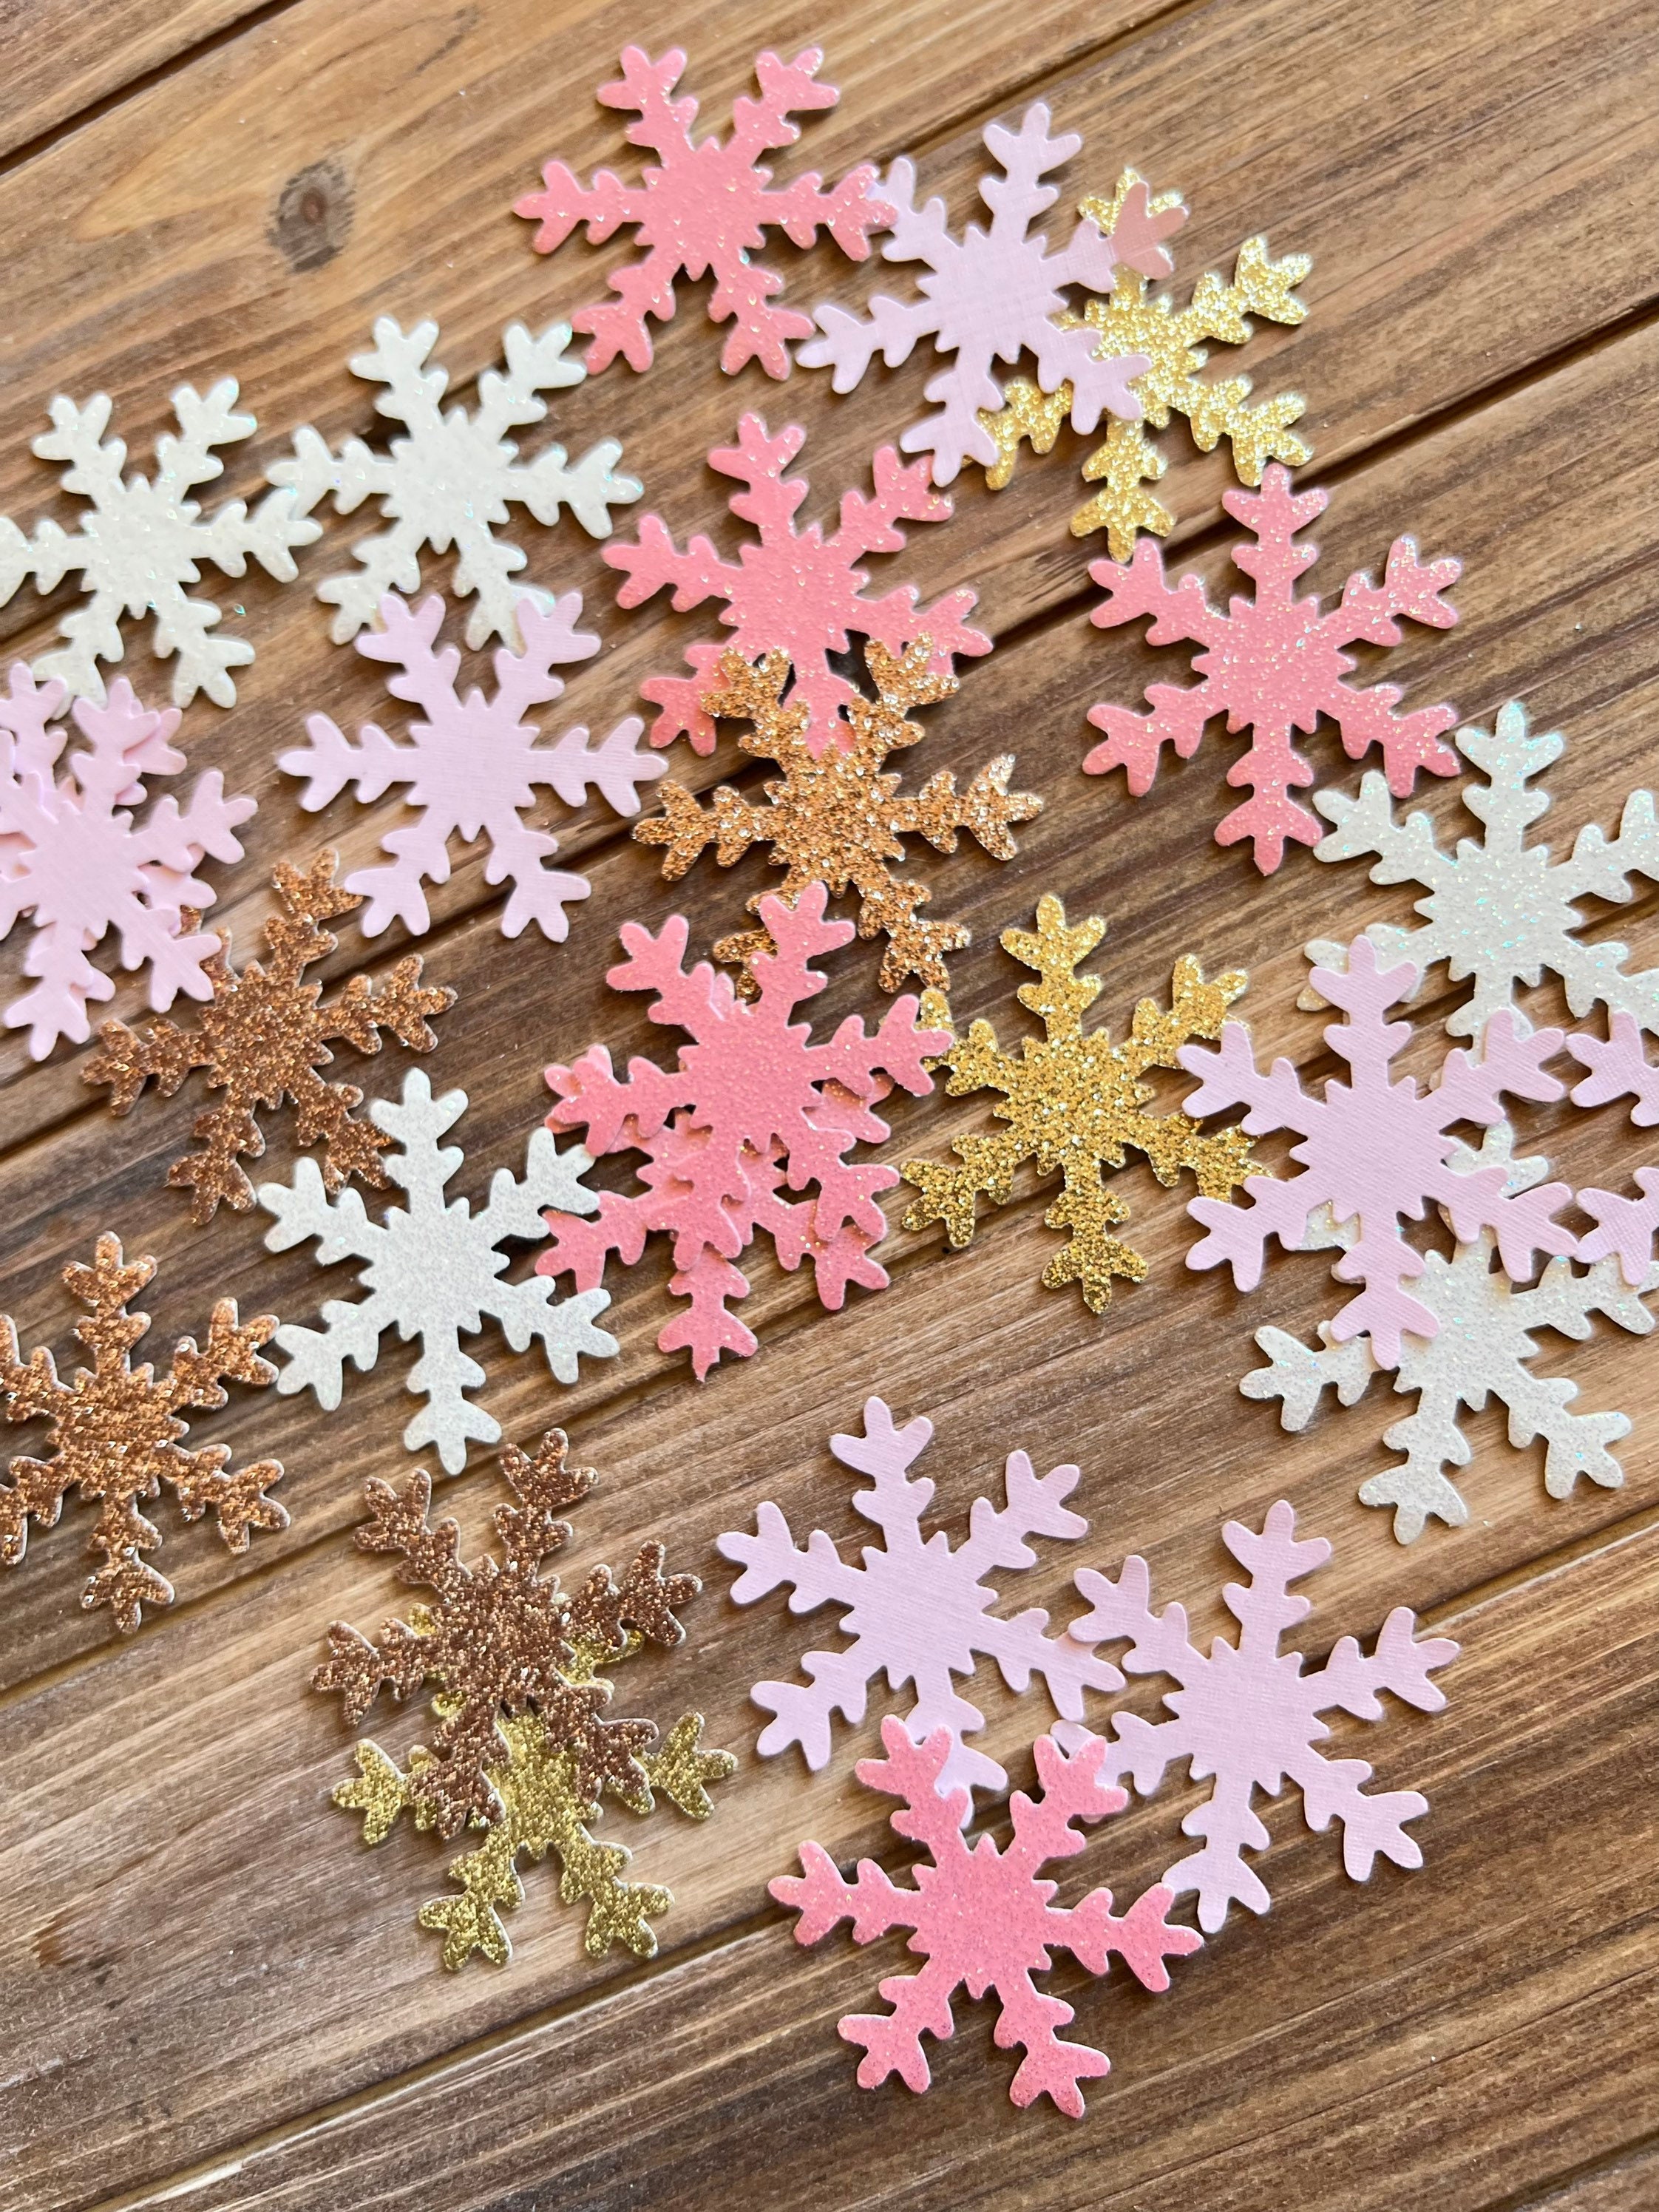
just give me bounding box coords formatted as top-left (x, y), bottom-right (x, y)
top-left (271, 318), bottom-right (639, 650)
top-left (515, 45), bottom-right (887, 379)
top-left (718, 1396), bottom-right (1114, 1795)
top-left (799, 105), bottom-right (1184, 486)
top-left (605, 414), bottom-right (989, 755)
top-left (1061, 1502), bottom-right (1459, 1930)
top-left (901, 895), bottom-right (1255, 1309)
top-left (0, 379), bottom-right (317, 708)
top-left (259, 1068), bottom-right (617, 1470)
top-left (0, 665), bottom-right (253, 1058)
top-left (280, 589), bottom-right (662, 942)
top-left (539, 883), bottom-right (948, 1377)
top-left (1180, 936), bottom-right (1574, 1360)
top-left (773, 1719), bottom-right (1199, 2114)
top-left (1085, 465), bottom-right (1462, 872)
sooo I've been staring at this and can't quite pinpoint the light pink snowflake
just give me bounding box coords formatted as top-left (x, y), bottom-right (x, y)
top-left (1085, 465), bottom-right (1463, 872)
top-left (514, 46), bottom-right (889, 379)
top-left (772, 1717), bottom-right (1199, 2115)
top-left (1569, 1012), bottom-right (1659, 1127)
top-left (1179, 936), bottom-right (1574, 1361)
top-left (1061, 1501), bottom-right (1459, 1932)
top-left (538, 883), bottom-right (946, 1377)
top-left (605, 415), bottom-right (990, 756)
top-left (0, 663), bottom-right (253, 1058)
top-left (279, 590), bottom-right (663, 943)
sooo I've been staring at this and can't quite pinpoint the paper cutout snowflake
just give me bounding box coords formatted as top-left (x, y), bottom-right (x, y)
top-left (85, 853), bottom-right (455, 1224)
top-left (0, 1235), bottom-right (285, 1632)
top-left (317, 1428), bottom-right (733, 1967)
top-left (515, 45), bottom-right (888, 379)
top-left (1061, 1502), bottom-right (1459, 1930)
top-left (637, 640), bottom-right (1039, 997)
top-left (280, 590), bottom-right (662, 942)
top-left (798, 106), bottom-right (1185, 486)
top-left (540, 883), bottom-right (947, 1377)
top-left (1575, 1170), bottom-right (1659, 1291)
top-left (773, 1718), bottom-right (1198, 2114)
top-left (605, 414), bottom-right (990, 755)
top-left (1085, 465), bottom-right (1462, 872)
top-left (0, 379), bottom-right (316, 708)
top-left (1570, 1014), bottom-right (1659, 1126)
top-left (1305, 704), bottom-right (1659, 1037)
top-left (718, 1397), bottom-right (1115, 1795)
top-left (270, 318), bottom-right (639, 651)
top-left (1181, 936), bottom-right (1574, 1360)
top-left (983, 174), bottom-right (1311, 556)
top-left (1244, 1128), bottom-right (1659, 1541)
top-left (901, 895), bottom-right (1255, 1309)
top-left (0, 664), bottom-right (254, 1058)
top-left (259, 1068), bottom-right (617, 1470)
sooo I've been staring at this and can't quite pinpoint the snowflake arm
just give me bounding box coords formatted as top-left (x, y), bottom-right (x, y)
top-left (1570, 1011), bottom-right (1659, 1124)
top-left (1575, 1169), bottom-right (1659, 1289)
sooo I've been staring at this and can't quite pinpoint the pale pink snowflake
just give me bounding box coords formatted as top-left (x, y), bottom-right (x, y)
top-left (515, 46), bottom-right (889, 379)
top-left (0, 663), bottom-right (253, 1058)
top-left (1085, 465), bottom-right (1463, 872)
top-left (1569, 1012), bottom-right (1659, 1126)
top-left (538, 883), bottom-right (947, 1377)
top-left (1060, 1501), bottom-right (1459, 1931)
top-left (772, 1718), bottom-right (1199, 2115)
top-left (1179, 936), bottom-right (1574, 1361)
top-left (605, 414), bottom-right (990, 756)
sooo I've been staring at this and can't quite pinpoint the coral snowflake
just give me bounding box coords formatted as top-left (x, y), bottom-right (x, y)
top-left (637, 639), bottom-right (1039, 996)
top-left (259, 1068), bottom-right (617, 1470)
top-left (798, 105), bottom-right (1184, 486)
top-left (718, 1396), bottom-right (1114, 1795)
top-left (606, 414), bottom-right (991, 756)
top-left (515, 45), bottom-right (887, 379)
top-left (0, 1235), bottom-right (285, 1632)
top-left (271, 318), bottom-right (639, 650)
top-left (1085, 465), bottom-right (1462, 872)
top-left (85, 853), bottom-right (455, 1223)
top-left (540, 883), bottom-right (948, 1377)
top-left (1061, 1502), bottom-right (1459, 1930)
top-left (317, 1428), bottom-right (733, 1967)
top-left (773, 1718), bottom-right (1199, 2114)
top-left (0, 378), bottom-right (317, 708)
top-left (900, 895), bottom-right (1255, 1309)
top-left (0, 664), bottom-right (254, 1058)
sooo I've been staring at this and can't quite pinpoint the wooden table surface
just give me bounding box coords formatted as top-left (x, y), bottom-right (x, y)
top-left (3, 1), bottom-right (1658, 2205)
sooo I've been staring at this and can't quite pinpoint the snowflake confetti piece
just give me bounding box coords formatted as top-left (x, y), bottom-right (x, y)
top-left (260, 1069), bottom-right (617, 1472)
top-left (982, 173), bottom-right (1311, 556)
top-left (1181, 935), bottom-right (1574, 1361)
top-left (636, 639), bottom-right (1039, 997)
top-left (317, 1428), bottom-right (734, 1967)
top-left (84, 852), bottom-right (455, 1224)
top-left (280, 589), bottom-right (662, 942)
top-left (773, 1717), bottom-right (1199, 2114)
top-left (1060, 1502), bottom-right (1458, 1930)
top-left (0, 664), bottom-right (254, 1058)
top-left (516, 45), bottom-right (887, 379)
top-left (718, 1396), bottom-right (1116, 1796)
top-left (0, 378), bottom-right (317, 708)
top-left (605, 413), bottom-right (991, 756)
top-left (901, 895), bottom-right (1255, 1310)
top-left (540, 882), bottom-right (948, 1377)
top-left (1570, 1012), bottom-right (1659, 1125)
top-left (269, 317), bottom-right (640, 651)
top-left (1085, 464), bottom-right (1462, 872)
top-left (0, 1235), bottom-right (285, 1632)
top-left (798, 105), bottom-right (1185, 486)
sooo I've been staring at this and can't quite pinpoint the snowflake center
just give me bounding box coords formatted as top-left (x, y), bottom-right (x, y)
top-left (679, 1018), bottom-right (827, 1148)
top-left (842, 1536), bottom-right (995, 1678)
top-left (392, 415), bottom-right (515, 531)
top-left (1422, 840), bottom-right (1562, 971)
top-left (1169, 1642), bottom-right (1317, 1786)
top-left (925, 226), bottom-right (1065, 365)
top-left (913, 1836), bottom-right (1059, 1979)
top-left (217, 974), bottom-right (330, 1100)
top-left (367, 1200), bottom-right (503, 1327)
top-left (79, 479), bottom-right (189, 597)
top-left (632, 140), bottom-right (766, 271)
top-left (58, 1372), bottom-right (176, 1473)
top-left (1196, 599), bottom-right (1349, 732)
top-left (1290, 1073), bottom-right (1459, 1231)
top-left (401, 721), bottom-right (536, 845)
top-left (1004, 1038), bottom-right (1141, 1167)
top-left (730, 528), bottom-right (863, 660)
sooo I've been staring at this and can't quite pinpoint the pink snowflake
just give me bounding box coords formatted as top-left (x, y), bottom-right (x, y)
top-left (1061, 1502), bottom-right (1459, 1931)
top-left (514, 46), bottom-right (889, 379)
top-left (1085, 465), bottom-right (1462, 872)
top-left (0, 663), bottom-right (253, 1058)
top-left (772, 1718), bottom-right (1199, 2115)
top-left (538, 882), bottom-right (947, 1376)
top-left (1569, 1012), bottom-right (1659, 1127)
top-left (1575, 1173), bottom-right (1659, 1288)
top-left (605, 415), bottom-right (990, 756)
top-left (1179, 936), bottom-right (1574, 1362)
